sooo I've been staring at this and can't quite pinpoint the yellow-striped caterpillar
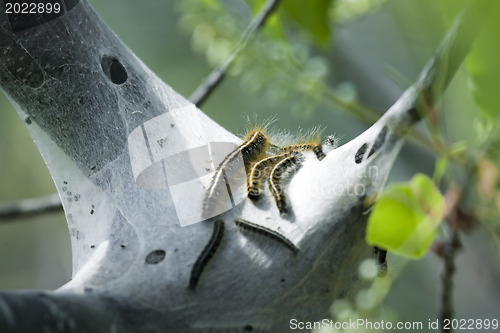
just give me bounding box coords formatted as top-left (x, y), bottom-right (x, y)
top-left (203, 126), bottom-right (333, 217)
top-left (268, 152), bottom-right (303, 216)
top-left (203, 130), bottom-right (269, 214)
top-left (247, 152), bottom-right (290, 200)
top-left (280, 140), bottom-right (326, 161)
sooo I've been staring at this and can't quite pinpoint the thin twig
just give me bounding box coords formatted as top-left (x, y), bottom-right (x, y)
top-left (440, 228), bottom-right (460, 333)
top-left (0, 193), bottom-right (62, 220)
top-left (189, 0), bottom-right (282, 107)
top-left (438, 155), bottom-right (484, 332)
top-left (187, 0), bottom-right (478, 162)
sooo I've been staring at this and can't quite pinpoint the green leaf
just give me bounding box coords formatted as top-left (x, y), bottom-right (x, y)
top-left (282, 0), bottom-right (333, 47)
top-left (366, 174), bottom-right (445, 259)
top-left (466, 4), bottom-right (500, 120)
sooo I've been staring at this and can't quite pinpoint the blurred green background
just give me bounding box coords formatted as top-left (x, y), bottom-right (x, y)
top-left (0, 0), bottom-right (499, 329)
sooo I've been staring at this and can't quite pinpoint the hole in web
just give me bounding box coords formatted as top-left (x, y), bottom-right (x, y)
top-left (355, 143), bottom-right (367, 164)
top-left (368, 126), bottom-right (388, 158)
top-left (145, 249), bottom-right (166, 264)
top-left (101, 55), bottom-right (128, 84)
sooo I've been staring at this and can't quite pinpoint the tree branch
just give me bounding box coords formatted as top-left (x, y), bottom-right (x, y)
top-left (189, 0), bottom-right (282, 107)
top-left (0, 193), bottom-right (62, 220)
top-left (437, 153), bottom-right (483, 332)
top-left (439, 228), bottom-right (461, 333)
top-left (0, 291), bottom-right (148, 333)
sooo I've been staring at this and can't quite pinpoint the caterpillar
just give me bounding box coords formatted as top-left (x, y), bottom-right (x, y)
top-left (280, 140), bottom-right (326, 161)
top-left (247, 152), bottom-right (290, 200)
top-left (203, 125), bottom-right (335, 217)
top-left (189, 220), bottom-right (225, 290)
top-left (235, 218), bottom-right (298, 253)
top-left (268, 152), bottom-right (303, 216)
top-left (203, 130), bottom-right (269, 214)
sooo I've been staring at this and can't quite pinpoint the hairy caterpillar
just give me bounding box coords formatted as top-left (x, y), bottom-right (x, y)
top-left (268, 152), bottom-right (303, 216)
top-left (280, 140), bottom-right (325, 161)
top-left (247, 152), bottom-right (290, 200)
top-left (203, 125), bottom-right (335, 217)
top-left (203, 130), bottom-right (269, 214)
